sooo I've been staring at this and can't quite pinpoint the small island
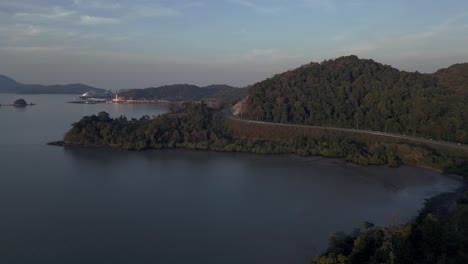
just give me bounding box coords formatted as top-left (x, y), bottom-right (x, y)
top-left (0, 98), bottom-right (35, 107)
top-left (13, 98), bottom-right (28, 107)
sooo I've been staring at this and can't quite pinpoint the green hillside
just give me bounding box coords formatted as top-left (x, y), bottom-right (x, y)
top-left (243, 56), bottom-right (468, 143)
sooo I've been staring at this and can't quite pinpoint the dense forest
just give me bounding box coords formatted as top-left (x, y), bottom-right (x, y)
top-left (119, 84), bottom-right (245, 104)
top-left (243, 56), bottom-right (468, 143)
top-left (64, 103), bottom-right (228, 151)
top-left (311, 191), bottom-right (468, 264)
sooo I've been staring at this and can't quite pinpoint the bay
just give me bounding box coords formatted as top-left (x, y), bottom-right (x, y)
top-left (0, 94), bottom-right (461, 264)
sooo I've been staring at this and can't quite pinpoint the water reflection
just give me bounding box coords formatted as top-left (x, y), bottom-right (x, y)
top-left (63, 145), bottom-right (132, 165)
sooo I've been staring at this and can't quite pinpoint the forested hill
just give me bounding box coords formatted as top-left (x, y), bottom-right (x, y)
top-left (119, 84), bottom-right (245, 104)
top-left (243, 55), bottom-right (468, 143)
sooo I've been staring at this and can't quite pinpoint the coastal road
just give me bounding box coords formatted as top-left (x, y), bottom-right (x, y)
top-left (224, 111), bottom-right (468, 151)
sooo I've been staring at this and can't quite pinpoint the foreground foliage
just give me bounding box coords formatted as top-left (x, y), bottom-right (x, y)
top-left (311, 193), bottom-right (468, 264)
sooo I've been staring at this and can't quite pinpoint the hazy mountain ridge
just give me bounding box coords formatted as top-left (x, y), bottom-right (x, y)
top-left (0, 75), bottom-right (106, 94)
top-left (120, 84), bottom-right (246, 104)
top-left (243, 55), bottom-right (468, 143)
top-left (0, 74), bottom-right (22, 89)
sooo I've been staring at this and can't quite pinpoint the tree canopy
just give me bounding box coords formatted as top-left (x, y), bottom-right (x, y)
top-left (244, 55), bottom-right (468, 143)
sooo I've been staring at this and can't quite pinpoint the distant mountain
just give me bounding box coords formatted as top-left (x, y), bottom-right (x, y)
top-left (15, 83), bottom-right (106, 95)
top-left (241, 55), bottom-right (468, 143)
top-left (120, 84), bottom-right (245, 104)
top-left (0, 75), bottom-right (21, 90)
top-left (0, 74), bottom-right (106, 94)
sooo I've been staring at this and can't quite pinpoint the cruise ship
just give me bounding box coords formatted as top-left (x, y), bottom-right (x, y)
top-left (68, 91), bottom-right (114, 104)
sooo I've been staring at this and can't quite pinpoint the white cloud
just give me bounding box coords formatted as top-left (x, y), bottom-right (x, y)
top-left (14, 7), bottom-right (75, 21)
top-left (80, 15), bottom-right (120, 25)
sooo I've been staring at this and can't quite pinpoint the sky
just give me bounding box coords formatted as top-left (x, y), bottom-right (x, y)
top-left (0, 0), bottom-right (468, 90)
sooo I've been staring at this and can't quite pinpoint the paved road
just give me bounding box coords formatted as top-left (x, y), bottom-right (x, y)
top-left (224, 111), bottom-right (468, 151)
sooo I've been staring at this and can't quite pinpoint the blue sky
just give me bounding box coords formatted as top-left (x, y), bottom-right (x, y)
top-left (0, 0), bottom-right (467, 89)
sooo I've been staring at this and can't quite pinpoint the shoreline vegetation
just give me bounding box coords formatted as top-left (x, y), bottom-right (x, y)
top-left (310, 184), bottom-right (468, 264)
top-left (50, 103), bottom-right (468, 177)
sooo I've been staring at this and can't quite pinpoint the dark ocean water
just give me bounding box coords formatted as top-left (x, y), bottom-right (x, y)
top-left (0, 94), bottom-right (461, 264)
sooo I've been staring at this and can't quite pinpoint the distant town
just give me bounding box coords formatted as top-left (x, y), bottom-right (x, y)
top-left (68, 90), bottom-right (223, 108)
top-left (68, 91), bottom-right (171, 104)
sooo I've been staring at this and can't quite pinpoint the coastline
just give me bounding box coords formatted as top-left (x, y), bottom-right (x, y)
top-left (50, 139), bottom-right (466, 196)
top-left (47, 139), bottom-right (462, 179)
top-left (49, 139), bottom-right (465, 192)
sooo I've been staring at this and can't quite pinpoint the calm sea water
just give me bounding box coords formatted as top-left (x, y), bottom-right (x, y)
top-left (0, 94), bottom-right (461, 264)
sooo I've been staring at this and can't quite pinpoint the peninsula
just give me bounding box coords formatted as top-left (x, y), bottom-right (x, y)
top-left (58, 56), bottom-right (468, 173)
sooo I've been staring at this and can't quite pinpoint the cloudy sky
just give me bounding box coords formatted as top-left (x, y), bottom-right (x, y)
top-left (0, 0), bottom-right (467, 89)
